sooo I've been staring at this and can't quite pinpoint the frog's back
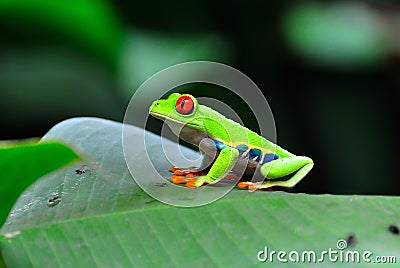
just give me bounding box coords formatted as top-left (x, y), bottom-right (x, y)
top-left (199, 105), bottom-right (294, 163)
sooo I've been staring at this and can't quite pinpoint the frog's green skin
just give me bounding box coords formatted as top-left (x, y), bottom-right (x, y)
top-left (149, 93), bottom-right (314, 189)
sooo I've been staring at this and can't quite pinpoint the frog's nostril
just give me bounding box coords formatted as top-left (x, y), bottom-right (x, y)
top-left (156, 102), bottom-right (160, 106)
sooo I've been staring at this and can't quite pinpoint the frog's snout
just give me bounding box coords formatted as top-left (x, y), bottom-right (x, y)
top-left (149, 100), bottom-right (162, 113)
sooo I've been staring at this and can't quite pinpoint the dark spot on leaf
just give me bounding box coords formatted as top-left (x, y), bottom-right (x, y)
top-left (47, 195), bottom-right (60, 207)
top-left (154, 182), bottom-right (168, 187)
top-left (144, 198), bottom-right (158, 204)
top-left (389, 224), bottom-right (399, 235)
top-left (75, 165), bottom-right (92, 175)
top-left (346, 234), bottom-right (356, 246)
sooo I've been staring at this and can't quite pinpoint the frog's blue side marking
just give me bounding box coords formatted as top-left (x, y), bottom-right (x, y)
top-left (213, 140), bottom-right (279, 164)
top-left (213, 139), bottom-right (227, 150)
top-left (249, 148), bottom-right (262, 161)
top-left (262, 154), bottom-right (279, 164)
top-left (236, 144), bottom-right (249, 156)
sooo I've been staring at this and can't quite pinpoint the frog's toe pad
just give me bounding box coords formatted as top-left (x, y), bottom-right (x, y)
top-left (237, 182), bottom-right (260, 191)
top-left (238, 181), bottom-right (279, 191)
top-left (171, 175), bottom-right (201, 186)
top-left (171, 175), bottom-right (186, 184)
top-left (185, 178), bottom-right (199, 188)
top-left (185, 177), bottom-right (207, 188)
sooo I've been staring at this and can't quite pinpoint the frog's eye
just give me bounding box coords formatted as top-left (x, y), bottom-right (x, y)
top-left (175, 95), bottom-right (194, 115)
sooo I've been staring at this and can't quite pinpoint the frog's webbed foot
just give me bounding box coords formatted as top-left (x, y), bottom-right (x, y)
top-left (170, 166), bottom-right (206, 176)
top-left (169, 166), bottom-right (207, 188)
top-left (238, 182), bottom-right (260, 191)
top-left (185, 176), bottom-right (209, 188)
top-left (170, 174), bottom-right (208, 188)
top-left (237, 181), bottom-right (278, 191)
top-left (170, 174), bottom-right (197, 185)
top-left (170, 167), bottom-right (241, 188)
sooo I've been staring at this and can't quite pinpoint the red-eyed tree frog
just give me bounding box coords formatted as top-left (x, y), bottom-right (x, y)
top-left (149, 93), bottom-right (314, 190)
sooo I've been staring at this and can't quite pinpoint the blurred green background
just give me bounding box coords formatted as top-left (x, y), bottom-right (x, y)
top-left (0, 0), bottom-right (398, 195)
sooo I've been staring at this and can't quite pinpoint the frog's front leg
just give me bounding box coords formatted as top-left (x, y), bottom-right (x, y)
top-left (238, 156), bottom-right (313, 190)
top-left (169, 154), bottom-right (212, 185)
top-left (186, 146), bottom-right (239, 188)
top-left (170, 138), bottom-right (217, 176)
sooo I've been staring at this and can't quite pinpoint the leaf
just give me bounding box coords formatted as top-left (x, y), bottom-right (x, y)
top-left (0, 140), bottom-right (80, 226)
top-left (1, 118), bottom-right (399, 267)
top-left (0, 254), bottom-right (6, 268)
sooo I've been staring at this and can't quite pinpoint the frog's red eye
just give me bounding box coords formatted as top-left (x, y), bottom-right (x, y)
top-left (175, 96), bottom-right (194, 115)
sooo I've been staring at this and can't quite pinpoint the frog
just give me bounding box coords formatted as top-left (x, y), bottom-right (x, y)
top-left (149, 93), bottom-right (314, 190)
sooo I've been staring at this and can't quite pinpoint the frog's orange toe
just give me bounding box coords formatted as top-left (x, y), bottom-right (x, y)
top-left (185, 182), bottom-right (196, 188)
top-left (170, 166), bottom-right (190, 175)
top-left (238, 182), bottom-right (260, 190)
top-left (170, 166), bottom-right (205, 176)
top-left (238, 182), bottom-right (251, 188)
top-left (173, 170), bottom-right (186, 175)
top-left (185, 178), bottom-right (199, 188)
top-left (171, 175), bottom-right (186, 184)
top-left (248, 184), bottom-right (259, 191)
top-left (170, 166), bottom-right (178, 172)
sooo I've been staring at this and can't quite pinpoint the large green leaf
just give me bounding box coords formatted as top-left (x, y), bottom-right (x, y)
top-left (0, 140), bottom-right (80, 226)
top-left (1, 118), bottom-right (399, 267)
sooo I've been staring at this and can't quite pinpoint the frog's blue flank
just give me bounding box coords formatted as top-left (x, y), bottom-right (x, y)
top-left (213, 140), bottom-right (279, 164)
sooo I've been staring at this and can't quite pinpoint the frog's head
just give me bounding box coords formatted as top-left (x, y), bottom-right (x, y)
top-left (149, 93), bottom-right (204, 131)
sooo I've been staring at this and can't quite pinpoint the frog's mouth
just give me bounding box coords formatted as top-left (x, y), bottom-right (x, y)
top-left (149, 112), bottom-right (199, 128)
top-left (150, 111), bottom-right (209, 146)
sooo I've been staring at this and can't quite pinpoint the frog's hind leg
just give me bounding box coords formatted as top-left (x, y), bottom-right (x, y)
top-left (238, 156), bottom-right (313, 190)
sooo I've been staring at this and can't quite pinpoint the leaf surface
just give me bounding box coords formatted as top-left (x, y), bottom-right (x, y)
top-left (1, 118), bottom-right (399, 267)
top-left (0, 140), bottom-right (80, 225)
